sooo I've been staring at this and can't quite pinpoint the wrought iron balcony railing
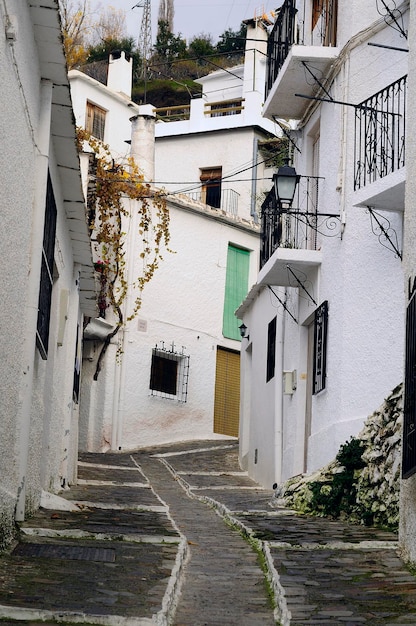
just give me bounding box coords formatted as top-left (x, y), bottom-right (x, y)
top-left (265, 0), bottom-right (297, 98)
top-left (265, 0), bottom-right (338, 99)
top-left (354, 75), bottom-right (406, 191)
top-left (261, 176), bottom-right (320, 266)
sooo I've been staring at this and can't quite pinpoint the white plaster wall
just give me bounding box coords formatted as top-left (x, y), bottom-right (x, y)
top-left (239, 9), bottom-right (407, 488)
top-left (113, 202), bottom-right (260, 450)
top-left (399, 0), bottom-right (416, 566)
top-left (0, 1), bottom-right (40, 532)
top-left (296, 26), bottom-right (406, 473)
top-left (69, 71), bottom-right (140, 162)
top-left (155, 128), bottom-right (275, 222)
top-left (240, 287), bottom-right (283, 489)
top-left (0, 0), bottom-right (90, 539)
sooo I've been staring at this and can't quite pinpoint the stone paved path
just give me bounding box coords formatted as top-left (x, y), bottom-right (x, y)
top-left (0, 439), bottom-right (416, 625)
top-left (155, 440), bottom-right (416, 626)
top-left (137, 453), bottom-right (276, 626)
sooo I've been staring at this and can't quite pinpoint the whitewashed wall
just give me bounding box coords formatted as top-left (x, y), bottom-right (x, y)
top-left (81, 195), bottom-right (259, 451)
top-left (238, 2), bottom-right (407, 488)
top-left (399, 0), bottom-right (416, 566)
top-left (0, 0), bottom-right (93, 545)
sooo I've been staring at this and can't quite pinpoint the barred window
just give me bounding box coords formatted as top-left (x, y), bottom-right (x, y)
top-left (86, 101), bottom-right (106, 141)
top-left (36, 172), bottom-right (57, 360)
top-left (150, 342), bottom-right (190, 402)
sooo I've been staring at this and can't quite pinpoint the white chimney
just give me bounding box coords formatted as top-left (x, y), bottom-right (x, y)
top-left (130, 106), bottom-right (156, 182)
top-left (107, 51), bottom-right (133, 98)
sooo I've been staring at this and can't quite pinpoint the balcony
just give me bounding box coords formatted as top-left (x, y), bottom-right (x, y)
top-left (264, 0), bottom-right (339, 120)
top-left (184, 187), bottom-right (240, 216)
top-left (154, 105), bottom-right (191, 122)
top-left (259, 176), bottom-right (325, 286)
top-left (353, 75), bottom-right (406, 212)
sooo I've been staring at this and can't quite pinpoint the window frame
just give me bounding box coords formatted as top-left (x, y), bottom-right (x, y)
top-left (313, 300), bottom-right (328, 394)
top-left (149, 343), bottom-right (190, 402)
top-left (86, 101), bottom-right (107, 141)
top-left (36, 172), bottom-right (57, 360)
top-left (266, 316), bottom-right (277, 382)
top-left (200, 167), bottom-right (222, 209)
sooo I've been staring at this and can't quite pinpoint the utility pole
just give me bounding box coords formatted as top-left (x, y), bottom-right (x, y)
top-left (132, 0), bottom-right (152, 90)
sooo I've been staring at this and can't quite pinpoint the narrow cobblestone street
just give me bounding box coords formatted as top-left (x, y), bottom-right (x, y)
top-left (0, 440), bottom-right (415, 625)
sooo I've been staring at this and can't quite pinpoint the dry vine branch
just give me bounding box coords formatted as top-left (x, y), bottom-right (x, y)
top-left (77, 128), bottom-right (171, 380)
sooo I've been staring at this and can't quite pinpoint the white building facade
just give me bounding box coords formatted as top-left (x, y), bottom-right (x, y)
top-left (238, 0), bottom-right (408, 488)
top-left (70, 20), bottom-right (279, 451)
top-left (0, 0), bottom-right (95, 547)
top-left (400, 0), bottom-right (416, 566)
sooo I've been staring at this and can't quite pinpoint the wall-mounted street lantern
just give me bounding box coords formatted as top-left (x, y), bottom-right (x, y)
top-left (272, 160), bottom-right (300, 208)
top-left (239, 323), bottom-right (248, 339)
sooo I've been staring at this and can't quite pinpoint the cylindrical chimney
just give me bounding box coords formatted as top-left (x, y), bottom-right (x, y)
top-left (130, 105), bottom-right (156, 182)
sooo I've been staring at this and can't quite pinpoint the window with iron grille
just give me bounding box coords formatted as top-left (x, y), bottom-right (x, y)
top-left (86, 101), bottom-right (106, 141)
top-left (403, 288), bottom-right (416, 478)
top-left (266, 316), bottom-right (277, 382)
top-left (149, 342), bottom-right (190, 402)
top-left (313, 300), bottom-right (328, 394)
top-left (36, 172), bottom-right (57, 360)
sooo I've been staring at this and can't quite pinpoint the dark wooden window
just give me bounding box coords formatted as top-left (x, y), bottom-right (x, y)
top-left (36, 173), bottom-right (57, 360)
top-left (313, 300), bottom-right (328, 394)
top-left (86, 101), bottom-right (106, 140)
top-left (200, 167), bottom-right (222, 209)
top-left (403, 285), bottom-right (416, 478)
top-left (266, 316), bottom-right (277, 382)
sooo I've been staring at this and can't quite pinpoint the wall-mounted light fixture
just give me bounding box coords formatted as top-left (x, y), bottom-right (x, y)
top-left (273, 160), bottom-right (300, 208)
top-left (239, 323), bottom-right (248, 339)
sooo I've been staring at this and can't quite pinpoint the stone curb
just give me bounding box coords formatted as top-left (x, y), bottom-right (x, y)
top-left (158, 456), bottom-right (288, 626)
top-left (132, 455), bottom-right (190, 626)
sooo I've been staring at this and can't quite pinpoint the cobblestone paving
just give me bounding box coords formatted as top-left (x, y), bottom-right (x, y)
top-left (1, 439), bottom-right (416, 626)
top-left (159, 440), bottom-right (416, 625)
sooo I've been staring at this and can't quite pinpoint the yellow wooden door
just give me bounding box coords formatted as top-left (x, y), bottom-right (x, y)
top-left (214, 347), bottom-right (240, 437)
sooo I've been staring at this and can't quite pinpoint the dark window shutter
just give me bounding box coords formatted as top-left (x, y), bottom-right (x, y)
top-left (36, 173), bottom-right (57, 359)
top-left (403, 290), bottom-right (416, 478)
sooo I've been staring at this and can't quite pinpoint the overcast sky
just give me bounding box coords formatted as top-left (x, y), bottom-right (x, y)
top-left (99, 0), bottom-right (277, 44)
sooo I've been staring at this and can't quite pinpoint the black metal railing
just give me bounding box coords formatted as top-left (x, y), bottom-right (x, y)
top-left (354, 75), bottom-right (406, 191)
top-left (265, 0), bottom-right (298, 99)
top-left (265, 0), bottom-right (338, 99)
top-left (260, 176), bottom-right (320, 267)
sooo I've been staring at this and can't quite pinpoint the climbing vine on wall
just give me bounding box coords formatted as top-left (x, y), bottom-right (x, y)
top-left (77, 128), bottom-right (171, 380)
